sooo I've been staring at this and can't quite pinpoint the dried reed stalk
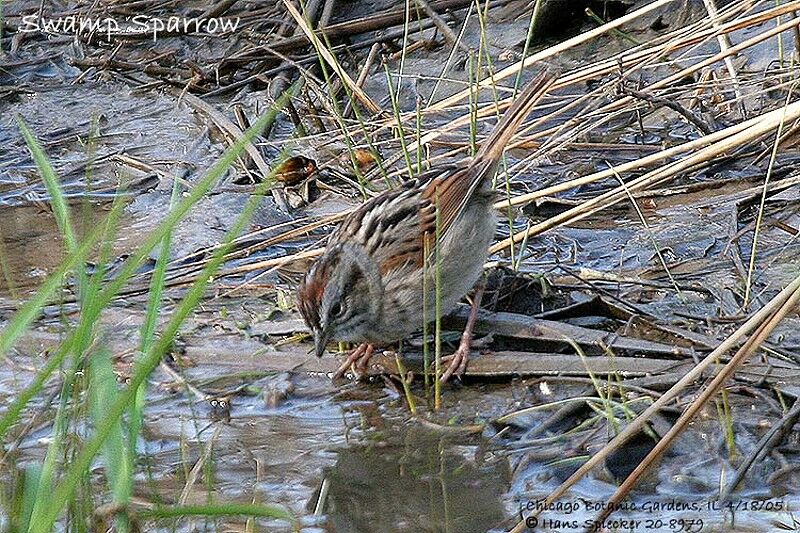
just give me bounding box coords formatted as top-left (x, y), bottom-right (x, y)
top-left (283, 0), bottom-right (382, 114)
top-left (586, 280), bottom-right (800, 529)
top-left (491, 97), bottom-right (800, 252)
top-left (508, 273), bottom-right (800, 533)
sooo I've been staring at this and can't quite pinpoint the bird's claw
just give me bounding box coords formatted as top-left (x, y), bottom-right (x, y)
top-left (332, 343), bottom-right (375, 380)
top-left (440, 345), bottom-right (469, 383)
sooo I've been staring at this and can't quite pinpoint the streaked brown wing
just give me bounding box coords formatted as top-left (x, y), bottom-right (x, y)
top-left (326, 165), bottom-right (446, 274)
top-left (326, 161), bottom-right (493, 277)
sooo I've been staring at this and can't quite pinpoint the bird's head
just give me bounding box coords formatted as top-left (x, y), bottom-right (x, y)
top-left (297, 243), bottom-right (383, 357)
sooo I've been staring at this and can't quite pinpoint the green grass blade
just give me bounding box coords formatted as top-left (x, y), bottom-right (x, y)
top-left (0, 194), bottom-right (127, 443)
top-left (90, 347), bottom-right (132, 530)
top-left (26, 374), bottom-right (73, 532)
top-left (94, 90), bottom-right (291, 308)
top-left (8, 465), bottom-right (42, 533)
top-left (0, 208), bottom-right (114, 360)
top-left (0, 329), bottom-right (74, 441)
top-left (24, 199), bottom-right (127, 532)
top-left (32, 106), bottom-right (292, 533)
top-left (0, 89), bottom-right (292, 443)
top-left (127, 180), bottom-right (180, 516)
top-left (17, 114), bottom-right (93, 306)
top-left (139, 503), bottom-right (294, 522)
top-left (0, 119), bottom-right (124, 364)
top-left (16, 116), bottom-right (78, 252)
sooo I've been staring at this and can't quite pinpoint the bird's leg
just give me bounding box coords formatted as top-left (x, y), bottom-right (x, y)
top-left (440, 281), bottom-right (485, 382)
top-left (333, 343), bottom-right (375, 380)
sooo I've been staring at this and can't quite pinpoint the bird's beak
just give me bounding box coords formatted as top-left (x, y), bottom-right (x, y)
top-left (314, 327), bottom-right (331, 358)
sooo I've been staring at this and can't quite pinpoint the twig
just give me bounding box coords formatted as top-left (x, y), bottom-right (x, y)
top-left (283, 0), bottom-right (382, 114)
top-left (167, 88), bottom-right (273, 182)
top-left (270, 0), bottom-right (326, 98)
top-left (417, 0), bottom-right (471, 53)
top-left (719, 397), bottom-right (800, 502)
top-left (344, 42), bottom-right (381, 118)
top-left (701, 0), bottom-right (746, 119)
top-left (159, 361), bottom-right (208, 401)
top-left (793, 11), bottom-right (800, 55)
top-left (178, 424), bottom-right (222, 505)
top-left (619, 85), bottom-right (715, 135)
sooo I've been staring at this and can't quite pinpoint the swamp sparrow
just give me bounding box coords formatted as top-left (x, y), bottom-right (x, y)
top-left (298, 69), bottom-right (556, 380)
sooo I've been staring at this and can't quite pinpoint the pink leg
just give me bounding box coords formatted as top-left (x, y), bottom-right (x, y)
top-left (333, 343), bottom-right (375, 380)
top-left (440, 283), bottom-right (485, 382)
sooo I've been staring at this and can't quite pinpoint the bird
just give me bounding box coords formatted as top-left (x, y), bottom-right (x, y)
top-left (297, 69), bottom-right (556, 381)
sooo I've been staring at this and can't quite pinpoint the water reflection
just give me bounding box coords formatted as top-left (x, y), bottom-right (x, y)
top-left (320, 425), bottom-right (509, 533)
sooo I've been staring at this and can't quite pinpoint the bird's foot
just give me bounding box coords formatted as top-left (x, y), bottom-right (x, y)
top-left (439, 280), bottom-right (485, 382)
top-left (440, 339), bottom-right (470, 382)
top-left (333, 343), bottom-right (375, 380)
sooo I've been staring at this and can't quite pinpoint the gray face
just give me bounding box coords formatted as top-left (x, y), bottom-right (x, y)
top-left (298, 242), bottom-right (384, 358)
top-left (318, 257), bottom-right (372, 345)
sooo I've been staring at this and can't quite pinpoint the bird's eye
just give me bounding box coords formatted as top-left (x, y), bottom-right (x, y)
top-left (331, 302), bottom-right (344, 317)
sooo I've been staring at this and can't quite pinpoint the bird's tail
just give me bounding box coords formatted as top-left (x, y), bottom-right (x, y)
top-left (471, 67), bottom-right (557, 166)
